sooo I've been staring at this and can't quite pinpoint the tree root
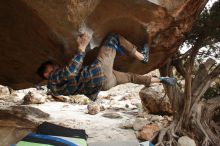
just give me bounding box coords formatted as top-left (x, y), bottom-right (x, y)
top-left (202, 137), bottom-right (212, 146)
top-left (152, 98), bottom-right (220, 146)
top-left (152, 123), bottom-right (179, 146)
top-left (157, 58), bottom-right (220, 146)
top-left (192, 102), bottom-right (213, 146)
top-left (200, 98), bottom-right (220, 145)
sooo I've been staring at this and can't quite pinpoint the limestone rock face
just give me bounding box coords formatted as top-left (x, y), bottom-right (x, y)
top-left (0, 0), bottom-right (207, 89)
top-left (139, 86), bottom-right (173, 115)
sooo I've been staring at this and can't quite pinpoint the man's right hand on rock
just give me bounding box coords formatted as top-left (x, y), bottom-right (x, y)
top-left (77, 32), bottom-right (92, 53)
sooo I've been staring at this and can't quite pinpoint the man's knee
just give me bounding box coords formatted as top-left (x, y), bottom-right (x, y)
top-left (97, 46), bottom-right (116, 67)
top-left (102, 74), bottom-right (117, 91)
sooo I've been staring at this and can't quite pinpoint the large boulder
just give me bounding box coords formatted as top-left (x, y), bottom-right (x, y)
top-left (139, 86), bottom-right (173, 115)
top-left (0, 0), bottom-right (207, 89)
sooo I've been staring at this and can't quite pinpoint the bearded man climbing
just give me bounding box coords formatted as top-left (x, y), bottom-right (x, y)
top-left (37, 33), bottom-right (176, 101)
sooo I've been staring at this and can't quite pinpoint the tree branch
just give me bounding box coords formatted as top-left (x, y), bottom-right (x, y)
top-left (192, 63), bottom-right (220, 104)
top-left (209, 63), bottom-right (220, 79)
top-left (174, 49), bottom-right (193, 60)
top-left (192, 58), bottom-right (216, 94)
top-left (172, 59), bottom-right (186, 77)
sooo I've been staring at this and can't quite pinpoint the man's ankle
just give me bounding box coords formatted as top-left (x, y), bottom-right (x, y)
top-left (159, 77), bottom-right (177, 86)
top-left (134, 51), bottom-right (144, 61)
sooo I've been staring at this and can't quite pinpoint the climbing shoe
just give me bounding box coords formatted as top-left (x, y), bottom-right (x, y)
top-left (103, 33), bottom-right (125, 55)
top-left (159, 77), bottom-right (177, 86)
top-left (140, 43), bottom-right (150, 64)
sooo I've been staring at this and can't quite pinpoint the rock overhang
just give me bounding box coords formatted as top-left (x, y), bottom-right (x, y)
top-left (0, 0), bottom-right (206, 89)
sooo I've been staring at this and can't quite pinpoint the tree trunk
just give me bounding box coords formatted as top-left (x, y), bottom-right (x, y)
top-left (153, 58), bottom-right (220, 146)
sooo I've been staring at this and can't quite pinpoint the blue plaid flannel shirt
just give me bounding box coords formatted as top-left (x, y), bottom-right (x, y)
top-left (47, 52), bottom-right (105, 101)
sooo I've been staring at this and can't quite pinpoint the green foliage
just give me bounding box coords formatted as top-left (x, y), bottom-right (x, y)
top-left (183, 0), bottom-right (220, 59)
top-left (178, 1), bottom-right (220, 99)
